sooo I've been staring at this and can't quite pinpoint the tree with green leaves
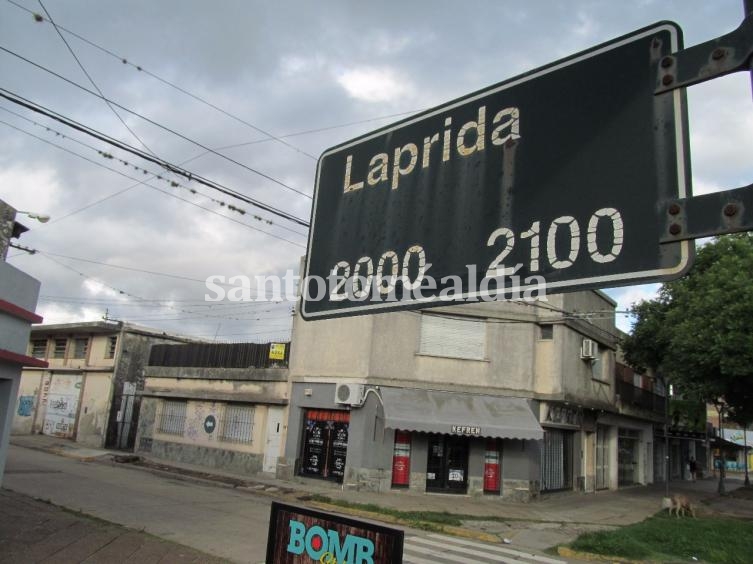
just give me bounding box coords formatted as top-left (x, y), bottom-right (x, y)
top-left (621, 233), bottom-right (753, 493)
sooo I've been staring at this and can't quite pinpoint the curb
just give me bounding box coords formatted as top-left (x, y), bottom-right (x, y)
top-left (307, 501), bottom-right (500, 544)
top-left (557, 546), bottom-right (642, 563)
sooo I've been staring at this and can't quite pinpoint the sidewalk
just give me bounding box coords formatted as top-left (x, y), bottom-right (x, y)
top-left (0, 488), bottom-right (228, 563)
top-left (9, 434), bottom-right (752, 553)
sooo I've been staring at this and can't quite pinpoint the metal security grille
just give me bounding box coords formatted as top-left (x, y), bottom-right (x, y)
top-left (596, 426), bottom-right (609, 490)
top-left (31, 339), bottom-right (47, 358)
top-left (157, 400), bottom-right (186, 435)
top-left (220, 405), bottom-right (254, 443)
top-left (540, 429), bottom-right (574, 492)
top-left (72, 338), bottom-right (88, 359)
top-left (419, 314), bottom-right (485, 360)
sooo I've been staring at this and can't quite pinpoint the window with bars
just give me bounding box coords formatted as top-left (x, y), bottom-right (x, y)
top-left (31, 339), bottom-right (47, 358)
top-left (158, 400), bottom-right (187, 435)
top-left (72, 338), bottom-right (89, 359)
top-left (105, 336), bottom-right (118, 359)
top-left (52, 338), bottom-right (67, 359)
top-left (220, 405), bottom-right (254, 443)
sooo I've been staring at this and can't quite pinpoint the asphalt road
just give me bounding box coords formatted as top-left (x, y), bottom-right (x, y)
top-left (4, 445), bottom-right (272, 563)
top-left (3, 446), bottom-right (570, 563)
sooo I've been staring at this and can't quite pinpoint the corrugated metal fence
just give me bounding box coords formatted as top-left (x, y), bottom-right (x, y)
top-left (148, 341), bottom-right (290, 368)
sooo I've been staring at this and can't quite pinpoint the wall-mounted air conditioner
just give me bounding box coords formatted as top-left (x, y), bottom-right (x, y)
top-left (580, 339), bottom-right (596, 360)
top-left (334, 382), bottom-right (365, 407)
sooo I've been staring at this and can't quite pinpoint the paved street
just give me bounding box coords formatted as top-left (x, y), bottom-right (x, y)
top-left (3, 445), bottom-right (273, 563)
top-left (403, 533), bottom-right (564, 564)
top-left (0, 489), bottom-right (227, 563)
top-left (3, 444), bottom-right (572, 563)
top-left (5, 441), bottom-right (750, 563)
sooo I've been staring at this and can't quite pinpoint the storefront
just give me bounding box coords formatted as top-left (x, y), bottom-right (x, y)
top-left (282, 383), bottom-right (544, 498)
top-left (539, 402), bottom-right (581, 492)
top-left (299, 409), bottom-right (349, 483)
top-left (618, 427), bottom-right (640, 485)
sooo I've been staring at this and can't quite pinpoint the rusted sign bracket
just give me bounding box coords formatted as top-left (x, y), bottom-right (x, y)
top-left (658, 10), bottom-right (753, 243)
top-left (655, 13), bottom-right (753, 93)
top-left (661, 184), bottom-right (753, 242)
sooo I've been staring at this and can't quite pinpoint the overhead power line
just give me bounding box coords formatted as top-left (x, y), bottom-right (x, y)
top-left (0, 117), bottom-right (306, 247)
top-left (7, 0), bottom-right (317, 161)
top-left (0, 45), bottom-right (312, 200)
top-left (0, 88), bottom-right (311, 227)
top-left (36, 0), bottom-right (159, 159)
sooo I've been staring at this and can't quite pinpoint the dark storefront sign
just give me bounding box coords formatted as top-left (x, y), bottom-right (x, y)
top-left (266, 502), bottom-right (403, 564)
top-left (426, 435), bottom-right (469, 493)
top-left (300, 409), bottom-right (350, 483)
top-left (540, 429), bottom-right (574, 492)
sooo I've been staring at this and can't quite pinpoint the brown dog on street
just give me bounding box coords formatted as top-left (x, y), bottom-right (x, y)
top-left (668, 494), bottom-right (696, 518)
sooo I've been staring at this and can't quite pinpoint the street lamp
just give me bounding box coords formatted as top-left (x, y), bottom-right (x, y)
top-left (16, 211), bottom-right (51, 223)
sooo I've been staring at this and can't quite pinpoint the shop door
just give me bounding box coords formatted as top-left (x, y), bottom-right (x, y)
top-left (426, 436), bottom-right (469, 493)
top-left (595, 426), bottom-right (609, 490)
top-left (618, 428), bottom-right (640, 485)
top-left (300, 410), bottom-right (349, 483)
top-left (540, 429), bottom-right (574, 491)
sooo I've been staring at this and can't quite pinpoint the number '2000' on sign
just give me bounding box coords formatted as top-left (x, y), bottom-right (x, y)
top-left (325, 207), bottom-right (624, 302)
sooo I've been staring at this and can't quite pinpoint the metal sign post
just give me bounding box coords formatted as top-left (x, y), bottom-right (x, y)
top-left (303, 23), bottom-right (693, 320)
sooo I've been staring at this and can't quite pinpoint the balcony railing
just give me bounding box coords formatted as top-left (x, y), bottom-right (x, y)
top-left (616, 379), bottom-right (666, 416)
top-left (148, 341), bottom-right (290, 368)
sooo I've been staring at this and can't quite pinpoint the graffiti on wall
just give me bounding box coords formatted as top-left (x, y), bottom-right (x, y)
top-left (17, 395), bottom-right (34, 417)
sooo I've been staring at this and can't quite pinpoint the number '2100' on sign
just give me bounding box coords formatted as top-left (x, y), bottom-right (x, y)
top-left (327, 207), bottom-right (624, 302)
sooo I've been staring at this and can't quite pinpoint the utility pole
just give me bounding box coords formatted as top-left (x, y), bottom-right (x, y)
top-left (717, 403), bottom-right (727, 495)
top-left (744, 426), bottom-right (750, 487)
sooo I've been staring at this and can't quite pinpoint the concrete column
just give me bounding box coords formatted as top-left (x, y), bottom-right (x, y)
top-left (0, 370), bottom-right (21, 486)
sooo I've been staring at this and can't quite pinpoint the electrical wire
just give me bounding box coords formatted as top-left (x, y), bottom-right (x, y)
top-left (0, 117), bottom-right (307, 246)
top-left (0, 94), bottom-right (311, 227)
top-left (36, 0), bottom-right (158, 159)
top-left (7, 0), bottom-right (318, 161)
top-left (0, 45), bottom-right (313, 200)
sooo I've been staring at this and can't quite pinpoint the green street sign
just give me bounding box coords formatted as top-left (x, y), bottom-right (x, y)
top-left (302, 22), bottom-right (693, 320)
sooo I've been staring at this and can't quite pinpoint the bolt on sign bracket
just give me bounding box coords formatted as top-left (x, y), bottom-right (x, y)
top-left (657, 12), bottom-right (753, 243)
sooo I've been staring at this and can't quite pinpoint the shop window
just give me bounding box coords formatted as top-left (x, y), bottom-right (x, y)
top-left (105, 336), bottom-right (118, 359)
top-left (72, 338), bottom-right (88, 359)
top-left (539, 324), bottom-right (553, 340)
top-left (221, 405), bottom-right (254, 443)
top-left (52, 338), bottom-right (67, 359)
top-left (419, 314), bottom-right (485, 360)
top-left (158, 400), bottom-right (186, 435)
top-left (31, 339), bottom-right (47, 358)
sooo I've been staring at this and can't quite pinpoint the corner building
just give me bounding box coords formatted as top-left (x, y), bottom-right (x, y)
top-left (279, 291), bottom-right (658, 499)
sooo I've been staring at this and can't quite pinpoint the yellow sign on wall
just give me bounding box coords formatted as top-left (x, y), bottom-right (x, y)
top-left (269, 343), bottom-right (286, 360)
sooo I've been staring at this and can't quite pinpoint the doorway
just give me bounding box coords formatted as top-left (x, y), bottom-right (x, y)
top-left (299, 409), bottom-right (349, 483)
top-left (426, 435), bottom-right (469, 493)
top-left (595, 425), bottom-right (609, 490)
top-left (263, 406), bottom-right (285, 473)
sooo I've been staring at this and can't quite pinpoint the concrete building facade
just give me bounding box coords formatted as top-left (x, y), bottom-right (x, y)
top-left (13, 322), bottom-right (192, 449)
top-left (280, 291), bottom-right (660, 499)
top-left (0, 199), bottom-right (46, 486)
top-left (134, 342), bottom-right (290, 476)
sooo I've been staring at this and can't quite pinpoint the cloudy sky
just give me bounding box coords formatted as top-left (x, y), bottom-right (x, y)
top-left (1, 0), bottom-right (751, 342)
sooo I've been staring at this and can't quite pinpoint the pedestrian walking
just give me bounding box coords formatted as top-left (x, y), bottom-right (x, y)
top-left (689, 457), bottom-right (697, 482)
